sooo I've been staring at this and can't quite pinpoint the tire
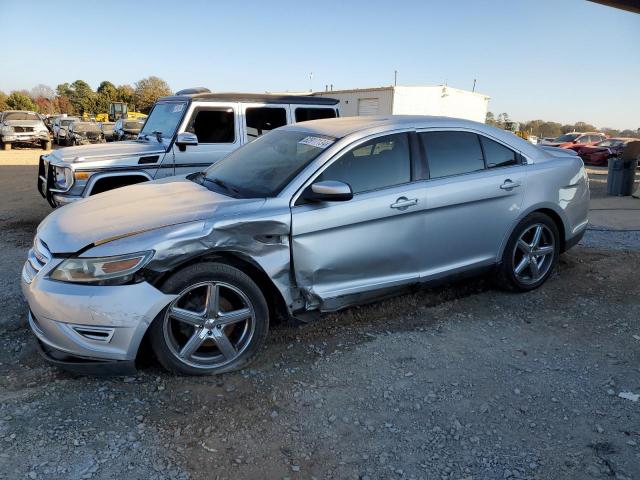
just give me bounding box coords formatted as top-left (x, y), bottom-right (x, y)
top-left (149, 262), bottom-right (269, 376)
top-left (496, 212), bottom-right (560, 292)
top-left (41, 140), bottom-right (51, 150)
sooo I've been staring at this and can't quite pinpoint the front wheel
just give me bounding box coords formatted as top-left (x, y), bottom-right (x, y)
top-left (497, 213), bottom-right (559, 292)
top-left (149, 262), bottom-right (269, 375)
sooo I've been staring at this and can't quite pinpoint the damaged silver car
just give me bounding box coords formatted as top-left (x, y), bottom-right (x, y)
top-left (22, 116), bottom-right (590, 375)
top-left (67, 121), bottom-right (104, 146)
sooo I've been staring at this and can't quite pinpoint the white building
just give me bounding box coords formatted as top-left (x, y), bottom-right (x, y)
top-left (315, 85), bottom-right (490, 123)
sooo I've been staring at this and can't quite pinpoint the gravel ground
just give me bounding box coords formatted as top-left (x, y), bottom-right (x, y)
top-left (1, 151), bottom-right (639, 480)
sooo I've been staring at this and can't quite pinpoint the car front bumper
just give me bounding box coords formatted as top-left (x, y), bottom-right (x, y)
top-left (21, 261), bottom-right (175, 367)
top-left (2, 132), bottom-right (49, 143)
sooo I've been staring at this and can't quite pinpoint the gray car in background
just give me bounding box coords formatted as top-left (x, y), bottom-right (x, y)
top-left (21, 116), bottom-right (589, 375)
top-left (0, 110), bottom-right (51, 150)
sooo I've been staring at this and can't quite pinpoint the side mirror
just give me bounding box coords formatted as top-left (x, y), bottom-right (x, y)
top-left (175, 132), bottom-right (198, 151)
top-left (303, 180), bottom-right (353, 202)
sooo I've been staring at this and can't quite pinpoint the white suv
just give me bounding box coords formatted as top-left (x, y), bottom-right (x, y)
top-left (38, 88), bottom-right (339, 207)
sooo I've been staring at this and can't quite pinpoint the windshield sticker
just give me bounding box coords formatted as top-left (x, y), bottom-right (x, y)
top-left (172, 104), bottom-right (185, 113)
top-left (298, 136), bottom-right (334, 149)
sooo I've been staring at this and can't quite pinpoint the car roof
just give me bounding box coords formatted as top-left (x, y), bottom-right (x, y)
top-left (281, 115), bottom-right (545, 158)
top-left (158, 92), bottom-right (339, 106)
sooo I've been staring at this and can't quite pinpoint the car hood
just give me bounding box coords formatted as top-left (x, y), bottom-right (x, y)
top-left (46, 140), bottom-right (166, 163)
top-left (37, 178), bottom-right (266, 253)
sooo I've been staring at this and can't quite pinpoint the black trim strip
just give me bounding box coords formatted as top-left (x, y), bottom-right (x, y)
top-left (75, 162), bottom-right (213, 173)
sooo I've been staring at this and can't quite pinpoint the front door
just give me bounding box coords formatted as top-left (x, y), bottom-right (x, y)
top-left (170, 103), bottom-right (240, 177)
top-left (418, 130), bottom-right (527, 278)
top-left (291, 132), bottom-right (426, 308)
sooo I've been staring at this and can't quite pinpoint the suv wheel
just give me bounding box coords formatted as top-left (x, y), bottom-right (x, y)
top-left (497, 213), bottom-right (559, 291)
top-left (149, 262), bottom-right (269, 375)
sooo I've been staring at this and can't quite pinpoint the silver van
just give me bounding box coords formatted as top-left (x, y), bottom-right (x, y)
top-left (37, 88), bottom-right (339, 206)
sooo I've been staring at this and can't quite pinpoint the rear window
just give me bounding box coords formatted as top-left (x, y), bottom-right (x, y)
top-left (421, 131), bottom-right (485, 179)
top-left (480, 136), bottom-right (518, 168)
top-left (294, 107), bottom-right (336, 123)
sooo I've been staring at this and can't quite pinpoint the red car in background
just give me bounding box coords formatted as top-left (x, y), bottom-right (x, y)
top-left (543, 132), bottom-right (607, 148)
top-left (568, 138), bottom-right (636, 166)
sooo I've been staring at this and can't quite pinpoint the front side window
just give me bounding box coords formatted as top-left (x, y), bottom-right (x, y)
top-left (186, 107), bottom-right (235, 143)
top-left (245, 107), bottom-right (287, 142)
top-left (421, 131), bottom-right (484, 179)
top-left (576, 135), bottom-right (590, 144)
top-left (480, 136), bottom-right (518, 168)
top-left (317, 133), bottom-right (411, 194)
top-left (295, 107), bottom-right (336, 123)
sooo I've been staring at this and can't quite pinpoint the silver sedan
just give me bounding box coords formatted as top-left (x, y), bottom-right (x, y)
top-left (22, 116), bottom-right (589, 375)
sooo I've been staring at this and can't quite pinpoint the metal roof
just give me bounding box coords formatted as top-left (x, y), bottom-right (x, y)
top-left (159, 92), bottom-right (339, 105)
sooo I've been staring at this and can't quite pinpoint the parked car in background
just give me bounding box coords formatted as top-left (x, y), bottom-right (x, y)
top-left (0, 110), bottom-right (51, 150)
top-left (100, 121), bottom-right (116, 141)
top-left (23, 116), bottom-right (589, 375)
top-left (37, 88), bottom-right (339, 207)
top-left (542, 132), bottom-right (607, 148)
top-left (567, 137), bottom-right (636, 166)
top-left (66, 121), bottom-right (104, 146)
top-left (52, 116), bottom-right (80, 145)
top-left (113, 118), bottom-right (145, 141)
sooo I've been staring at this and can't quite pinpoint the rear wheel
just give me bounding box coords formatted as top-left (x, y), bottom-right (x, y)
top-left (149, 263), bottom-right (269, 375)
top-left (497, 213), bottom-right (559, 291)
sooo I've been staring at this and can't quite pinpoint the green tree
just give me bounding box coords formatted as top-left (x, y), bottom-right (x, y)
top-left (68, 80), bottom-right (96, 115)
top-left (133, 76), bottom-right (172, 113)
top-left (485, 111), bottom-right (497, 126)
top-left (56, 83), bottom-right (73, 98)
top-left (6, 91), bottom-right (38, 111)
top-left (97, 81), bottom-right (118, 101)
top-left (0, 90), bottom-right (8, 111)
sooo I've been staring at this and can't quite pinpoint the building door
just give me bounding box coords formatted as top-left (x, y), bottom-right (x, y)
top-left (357, 98), bottom-right (379, 116)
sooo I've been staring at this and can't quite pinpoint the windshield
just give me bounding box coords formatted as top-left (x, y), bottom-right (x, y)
top-left (4, 112), bottom-right (39, 121)
top-left (200, 130), bottom-right (335, 198)
top-left (596, 139), bottom-right (621, 147)
top-left (554, 133), bottom-right (580, 143)
top-left (74, 122), bottom-right (100, 132)
top-left (61, 119), bottom-right (78, 127)
top-left (124, 121), bottom-right (143, 131)
top-left (139, 102), bottom-right (186, 139)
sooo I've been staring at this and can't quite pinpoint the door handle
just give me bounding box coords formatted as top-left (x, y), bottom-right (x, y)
top-left (390, 197), bottom-right (418, 210)
top-left (500, 179), bottom-right (521, 190)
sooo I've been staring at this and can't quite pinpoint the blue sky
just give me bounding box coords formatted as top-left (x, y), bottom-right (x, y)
top-left (1, 0), bottom-right (638, 129)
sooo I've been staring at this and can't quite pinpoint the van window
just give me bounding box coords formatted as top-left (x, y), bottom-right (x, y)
top-left (245, 107), bottom-right (287, 142)
top-left (294, 107), bottom-right (336, 123)
top-left (186, 107), bottom-right (235, 143)
top-left (421, 131), bottom-right (484, 179)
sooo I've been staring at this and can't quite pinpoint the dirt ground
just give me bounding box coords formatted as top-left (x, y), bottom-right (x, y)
top-left (0, 149), bottom-right (639, 480)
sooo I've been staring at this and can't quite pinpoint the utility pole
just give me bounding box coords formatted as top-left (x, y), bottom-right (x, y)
top-left (309, 72), bottom-right (313, 92)
top-left (472, 78), bottom-right (477, 92)
top-left (394, 70), bottom-right (398, 86)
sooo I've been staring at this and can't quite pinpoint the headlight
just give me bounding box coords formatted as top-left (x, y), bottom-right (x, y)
top-left (52, 165), bottom-right (73, 191)
top-left (49, 251), bottom-right (153, 285)
top-left (1, 126), bottom-right (14, 134)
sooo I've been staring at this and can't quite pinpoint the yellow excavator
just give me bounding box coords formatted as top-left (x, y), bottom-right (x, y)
top-left (95, 102), bottom-right (146, 122)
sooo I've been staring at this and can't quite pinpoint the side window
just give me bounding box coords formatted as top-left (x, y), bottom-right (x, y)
top-left (317, 133), bottom-right (411, 194)
top-left (294, 107), bottom-right (336, 123)
top-left (245, 107), bottom-right (287, 142)
top-left (421, 131), bottom-right (484, 179)
top-left (479, 136), bottom-right (519, 168)
top-left (186, 107), bottom-right (235, 143)
top-left (576, 135), bottom-right (589, 144)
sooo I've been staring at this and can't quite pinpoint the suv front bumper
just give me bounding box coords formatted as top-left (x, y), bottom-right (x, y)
top-left (2, 132), bottom-right (49, 144)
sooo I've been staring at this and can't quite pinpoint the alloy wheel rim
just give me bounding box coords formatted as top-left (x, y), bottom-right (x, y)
top-left (512, 224), bottom-right (555, 284)
top-left (163, 281), bottom-right (255, 369)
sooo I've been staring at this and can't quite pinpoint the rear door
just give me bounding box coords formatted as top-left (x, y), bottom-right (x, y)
top-left (418, 130), bottom-right (527, 278)
top-left (168, 102), bottom-right (240, 177)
